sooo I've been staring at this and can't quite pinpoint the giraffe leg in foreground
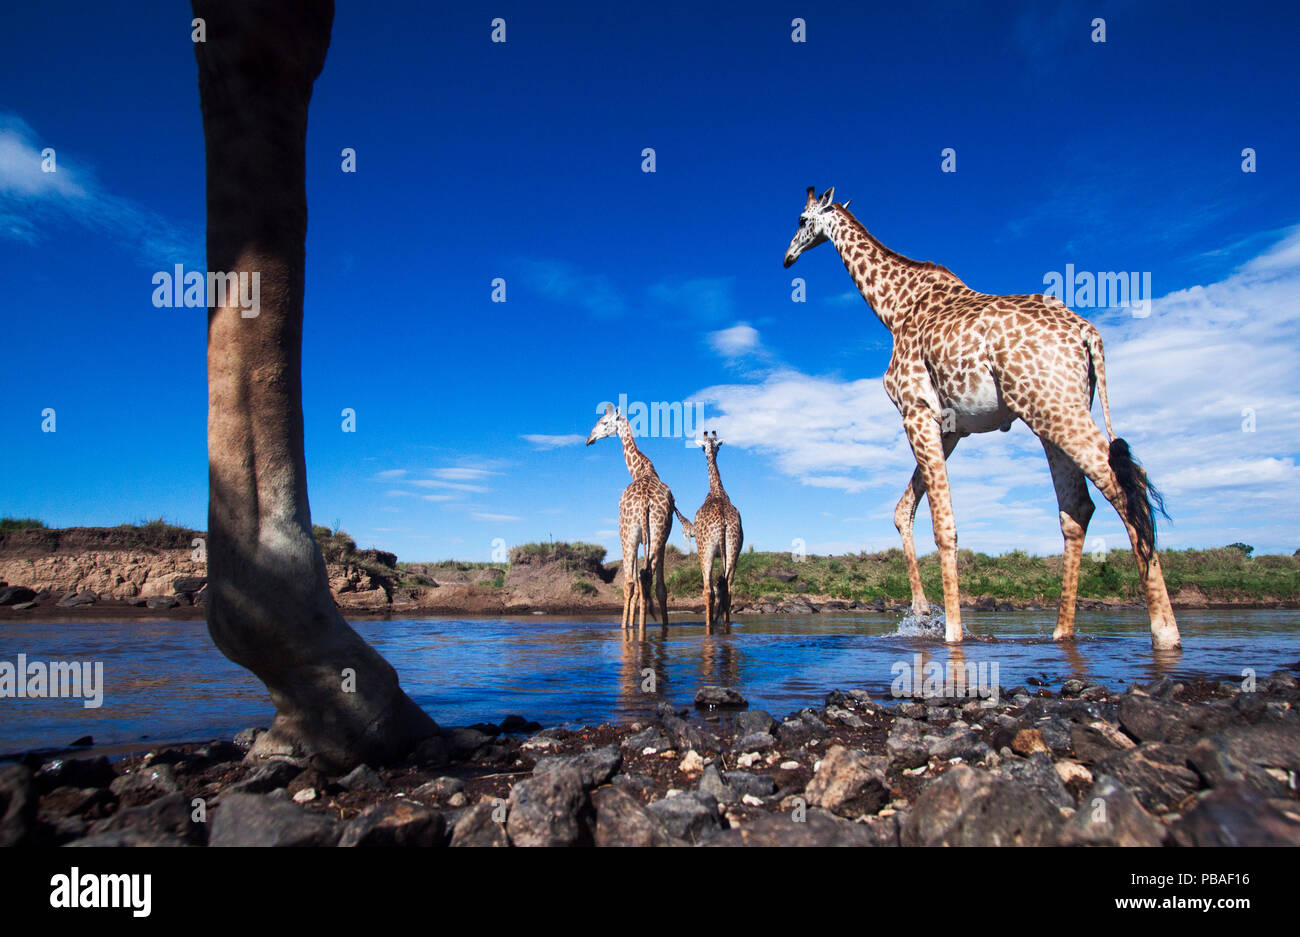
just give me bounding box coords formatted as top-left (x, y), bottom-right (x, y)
top-left (700, 547), bottom-right (716, 634)
top-left (1037, 419), bottom-right (1180, 649)
top-left (722, 528), bottom-right (741, 631)
top-left (894, 432), bottom-right (961, 615)
top-left (1042, 440), bottom-right (1095, 640)
top-left (904, 410), bottom-right (963, 642)
top-left (655, 543), bottom-right (669, 628)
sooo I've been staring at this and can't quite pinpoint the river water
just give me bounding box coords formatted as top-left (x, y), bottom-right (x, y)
top-left (1, 609), bottom-right (1297, 757)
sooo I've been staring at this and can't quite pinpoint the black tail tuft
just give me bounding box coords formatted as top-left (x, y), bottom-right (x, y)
top-left (1109, 438), bottom-right (1169, 564)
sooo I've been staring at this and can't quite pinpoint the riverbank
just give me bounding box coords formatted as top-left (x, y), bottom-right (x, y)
top-left (2, 523), bottom-right (1297, 622)
top-left (4, 670), bottom-right (1297, 846)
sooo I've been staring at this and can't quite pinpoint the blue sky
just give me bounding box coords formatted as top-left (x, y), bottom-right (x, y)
top-left (2, 0), bottom-right (1299, 562)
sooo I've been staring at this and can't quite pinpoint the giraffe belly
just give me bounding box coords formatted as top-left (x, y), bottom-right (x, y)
top-left (939, 371), bottom-right (1015, 434)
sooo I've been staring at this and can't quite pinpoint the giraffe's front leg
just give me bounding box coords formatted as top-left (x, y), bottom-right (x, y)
top-left (903, 408), bottom-right (963, 642)
top-left (894, 468), bottom-right (929, 616)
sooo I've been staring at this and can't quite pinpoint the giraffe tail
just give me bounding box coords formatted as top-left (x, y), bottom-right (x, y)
top-left (673, 506), bottom-right (694, 553)
top-left (1084, 324), bottom-right (1168, 564)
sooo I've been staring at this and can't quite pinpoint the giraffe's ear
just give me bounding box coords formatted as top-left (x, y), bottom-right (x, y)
top-left (805, 186), bottom-right (817, 208)
top-left (818, 187), bottom-right (835, 208)
top-left (605, 404), bottom-right (614, 417)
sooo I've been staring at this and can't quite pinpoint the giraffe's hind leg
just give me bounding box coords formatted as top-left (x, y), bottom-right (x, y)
top-left (902, 408), bottom-right (963, 643)
top-left (655, 543), bottom-right (669, 628)
top-left (700, 545), bottom-right (716, 634)
top-left (722, 524), bottom-right (742, 631)
top-left (1042, 439), bottom-right (1094, 641)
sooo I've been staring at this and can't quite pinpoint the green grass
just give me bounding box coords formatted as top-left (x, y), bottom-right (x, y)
top-left (0, 517), bottom-right (47, 530)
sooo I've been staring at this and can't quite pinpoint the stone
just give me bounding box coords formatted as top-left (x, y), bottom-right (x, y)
top-left (723, 771), bottom-right (777, 800)
top-left (89, 792), bottom-right (206, 846)
top-left (886, 718), bottom-right (930, 770)
top-left (109, 764), bottom-right (182, 802)
top-left (1011, 728), bottom-right (1049, 756)
top-left (1095, 745), bottom-right (1200, 814)
top-left (1059, 775), bottom-right (1166, 846)
top-left (0, 764), bottom-right (37, 847)
top-left (335, 764), bottom-right (388, 792)
top-left (694, 686), bottom-right (748, 709)
top-left (56, 589), bottom-right (98, 607)
top-left (702, 809), bottom-right (880, 846)
top-left (734, 709), bottom-right (777, 736)
top-left (647, 791), bottom-right (722, 842)
top-left (40, 785), bottom-right (117, 822)
top-left (449, 801), bottom-right (510, 847)
top-left (621, 726), bottom-right (671, 755)
top-left (532, 745), bottom-right (621, 789)
top-left (995, 752), bottom-right (1074, 811)
top-left (145, 594), bottom-right (180, 609)
top-left (444, 727), bottom-right (492, 759)
top-left (172, 576), bottom-right (207, 593)
top-left (900, 765), bottom-right (1061, 846)
top-left (1170, 784), bottom-right (1300, 846)
top-left (1117, 694), bottom-right (1230, 745)
top-left (679, 750), bottom-right (704, 774)
top-left (1069, 719), bottom-right (1136, 764)
top-left (35, 756), bottom-right (115, 793)
top-left (804, 746), bottom-right (890, 819)
top-left (233, 727), bottom-right (266, 751)
top-left (411, 776), bottom-right (464, 800)
top-left (593, 786), bottom-right (681, 846)
top-left (506, 764), bottom-right (590, 847)
top-left (1188, 724), bottom-right (1300, 798)
top-left (209, 793), bottom-right (340, 846)
top-left (227, 759), bottom-right (303, 795)
top-left (731, 731), bottom-right (777, 753)
top-left (339, 800), bottom-right (447, 847)
top-left (0, 585), bottom-right (36, 606)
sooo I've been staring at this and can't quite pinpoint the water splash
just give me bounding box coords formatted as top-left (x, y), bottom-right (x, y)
top-left (894, 611), bottom-right (948, 639)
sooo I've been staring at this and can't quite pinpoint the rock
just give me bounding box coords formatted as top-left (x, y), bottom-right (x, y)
top-left (507, 765), bottom-right (590, 847)
top-left (1095, 744), bottom-right (1199, 814)
top-left (109, 764), bottom-right (182, 802)
top-left (886, 718), bottom-right (930, 770)
top-left (210, 793), bottom-right (340, 846)
top-left (698, 763), bottom-right (733, 803)
top-left (1170, 783), bottom-right (1300, 846)
top-left (646, 791), bottom-right (722, 843)
top-left (192, 587), bottom-right (209, 607)
top-left (1061, 679), bottom-right (1086, 697)
top-left (723, 771), bottom-right (777, 800)
top-left (227, 759), bottom-right (303, 795)
top-left (1188, 724), bottom-right (1300, 798)
top-left (56, 589), bottom-right (98, 607)
top-left (659, 712), bottom-right (705, 752)
top-left (532, 745), bottom-right (621, 789)
top-left (694, 686), bottom-right (748, 709)
top-left (409, 735), bottom-right (449, 767)
top-left (0, 586), bottom-right (36, 606)
top-left (35, 756), bottom-right (115, 793)
top-left (679, 750), bottom-right (705, 774)
top-left (1055, 760), bottom-right (1094, 788)
top-left (593, 786), bottom-right (682, 846)
top-left (89, 792), bottom-right (206, 846)
top-left (1011, 728), bottom-right (1049, 756)
top-left (0, 764), bottom-right (37, 847)
top-left (40, 785), bottom-right (117, 822)
top-left (336, 764), bottom-right (388, 792)
top-left (292, 788), bottom-right (317, 804)
top-left (1117, 695), bottom-right (1230, 745)
top-left (172, 576), bottom-right (207, 593)
top-left (1070, 719), bottom-right (1136, 764)
top-left (500, 714), bottom-right (541, 734)
top-left (734, 709), bottom-right (776, 736)
top-left (928, 728), bottom-right (994, 764)
top-left (411, 777), bottom-right (465, 800)
top-left (995, 752), bottom-right (1075, 812)
top-left (621, 726), bottom-right (672, 755)
top-left (444, 727), bottom-right (492, 759)
top-left (338, 800), bottom-right (447, 847)
top-left (805, 746), bottom-right (890, 819)
top-left (449, 801), bottom-right (510, 847)
top-left (731, 731), bottom-right (777, 753)
top-left (1059, 775), bottom-right (1166, 846)
top-left (900, 765), bottom-right (1061, 846)
top-left (145, 594), bottom-right (180, 609)
top-left (824, 706), bottom-right (866, 728)
top-left (702, 809), bottom-right (880, 846)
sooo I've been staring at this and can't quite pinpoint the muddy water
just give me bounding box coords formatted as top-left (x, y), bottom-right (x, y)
top-left (1, 609), bottom-right (1297, 757)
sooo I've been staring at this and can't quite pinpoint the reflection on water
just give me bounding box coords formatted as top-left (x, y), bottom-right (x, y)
top-left (1, 609), bottom-right (1297, 757)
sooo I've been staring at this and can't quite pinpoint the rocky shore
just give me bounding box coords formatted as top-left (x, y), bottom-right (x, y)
top-left (3, 670), bottom-right (1297, 847)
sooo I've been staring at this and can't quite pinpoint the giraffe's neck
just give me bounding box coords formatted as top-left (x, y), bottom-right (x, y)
top-left (706, 451), bottom-right (725, 497)
top-left (617, 423), bottom-right (657, 481)
top-left (826, 207), bottom-right (957, 333)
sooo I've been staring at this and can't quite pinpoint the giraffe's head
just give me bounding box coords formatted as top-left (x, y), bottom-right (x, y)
top-left (783, 186), bottom-right (840, 268)
top-left (697, 429), bottom-right (723, 458)
top-left (586, 403), bottom-right (627, 445)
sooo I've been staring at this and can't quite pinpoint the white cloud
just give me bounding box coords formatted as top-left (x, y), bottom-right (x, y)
top-left (0, 113), bottom-right (197, 262)
top-left (521, 433), bottom-right (586, 449)
top-left (693, 227), bottom-right (1300, 554)
top-left (472, 512), bottom-right (521, 522)
top-left (707, 322), bottom-right (764, 359)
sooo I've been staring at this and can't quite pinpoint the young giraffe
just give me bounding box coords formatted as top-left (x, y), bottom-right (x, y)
top-left (784, 187), bottom-right (1180, 650)
top-left (682, 432), bottom-right (743, 633)
top-left (587, 405), bottom-right (676, 633)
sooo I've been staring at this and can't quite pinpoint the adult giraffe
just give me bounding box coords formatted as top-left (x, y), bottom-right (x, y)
top-left (194, 0), bottom-right (436, 769)
top-left (784, 187), bottom-right (1179, 650)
